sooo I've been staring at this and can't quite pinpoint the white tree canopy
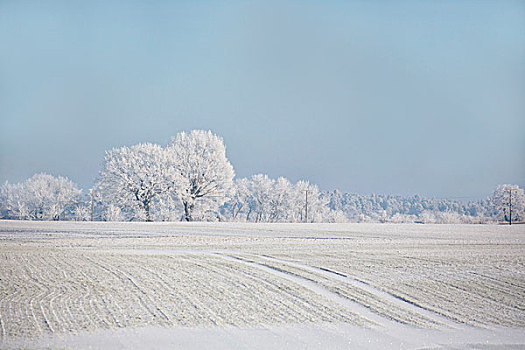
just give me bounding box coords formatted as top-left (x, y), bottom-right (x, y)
top-left (167, 130), bottom-right (234, 221)
top-left (226, 174), bottom-right (342, 223)
top-left (1, 182), bottom-right (28, 219)
top-left (96, 143), bottom-right (183, 222)
top-left (1, 173), bottom-right (81, 220)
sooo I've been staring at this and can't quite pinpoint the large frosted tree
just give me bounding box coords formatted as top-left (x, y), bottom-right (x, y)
top-left (96, 143), bottom-right (181, 222)
top-left (167, 130), bottom-right (234, 221)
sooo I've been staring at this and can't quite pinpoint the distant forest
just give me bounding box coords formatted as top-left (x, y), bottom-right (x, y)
top-left (323, 191), bottom-right (498, 224)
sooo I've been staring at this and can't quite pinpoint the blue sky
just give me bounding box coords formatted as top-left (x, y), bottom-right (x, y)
top-left (1, 0), bottom-right (524, 199)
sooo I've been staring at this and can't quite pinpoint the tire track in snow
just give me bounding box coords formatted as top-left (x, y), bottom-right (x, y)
top-left (113, 249), bottom-right (371, 327)
top-left (113, 248), bottom-right (455, 328)
top-left (215, 258), bottom-right (358, 325)
top-left (196, 258), bottom-right (306, 325)
top-left (241, 253), bottom-right (464, 329)
top-left (211, 253), bottom-right (386, 327)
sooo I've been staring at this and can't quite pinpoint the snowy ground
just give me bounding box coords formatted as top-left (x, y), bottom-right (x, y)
top-left (0, 220), bottom-right (524, 349)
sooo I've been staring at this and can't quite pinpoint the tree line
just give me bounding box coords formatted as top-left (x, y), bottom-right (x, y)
top-left (1, 130), bottom-right (524, 223)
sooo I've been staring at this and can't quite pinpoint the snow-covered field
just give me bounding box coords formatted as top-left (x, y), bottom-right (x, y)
top-left (0, 221), bottom-right (524, 349)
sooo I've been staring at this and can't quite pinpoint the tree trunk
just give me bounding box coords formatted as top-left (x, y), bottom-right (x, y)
top-left (183, 201), bottom-right (193, 222)
top-left (144, 202), bottom-right (152, 222)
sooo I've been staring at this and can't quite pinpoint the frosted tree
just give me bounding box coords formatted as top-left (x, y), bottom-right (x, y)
top-left (167, 130), bottom-right (234, 221)
top-left (419, 210), bottom-right (437, 224)
top-left (390, 213), bottom-right (417, 223)
top-left (0, 174), bottom-right (81, 220)
top-left (96, 143), bottom-right (182, 222)
top-left (71, 192), bottom-right (92, 221)
top-left (234, 174), bottom-right (292, 222)
top-left (1, 182), bottom-right (29, 219)
top-left (27, 173), bottom-right (82, 220)
top-left (153, 194), bottom-right (182, 222)
top-left (269, 177), bottom-right (294, 222)
top-left (292, 181), bottom-right (332, 223)
top-left (435, 211), bottom-right (463, 224)
top-left (227, 178), bottom-right (250, 220)
top-left (492, 184), bottom-right (525, 224)
top-left (104, 204), bottom-right (124, 222)
top-left (226, 175), bottom-right (339, 223)
top-left (73, 205), bottom-right (90, 221)
top-left (245, 174), bottom-right (274, 222)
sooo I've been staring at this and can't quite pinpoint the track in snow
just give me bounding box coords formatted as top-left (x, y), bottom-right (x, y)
top-left (218, 252), bottom-right (463, 329)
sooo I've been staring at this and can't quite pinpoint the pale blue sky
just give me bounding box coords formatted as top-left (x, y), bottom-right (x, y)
top-left (1, 1), bottom-right (524, 199)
